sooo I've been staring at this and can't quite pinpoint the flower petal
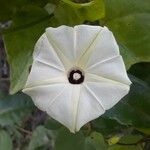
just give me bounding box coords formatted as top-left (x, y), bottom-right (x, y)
top-left (25, 60), bottom-right (66, 88)
top-left (22, 83), bottom-right (67, 113)
top-left (78, 27), bottom-right (120, 68)
top-left (47, 84), bottom-right (81, 132)
top-left (74, 25), bottom-right (102, 62)
top-left (75, 84), bottom-right (105, 131)
top-left (33, 33), bottom-right (65, 72)
top-left (85, 81), bottom-right (130, 110)
top-left (24, 83), bottom-right (83, 132)
top-left (86, 56), bottom-right (131, 85)
top-left (46, 26), bottom-right (74, 68)
top-left (23, 83), bottom-right (81, 132)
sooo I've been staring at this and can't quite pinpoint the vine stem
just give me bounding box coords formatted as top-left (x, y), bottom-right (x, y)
top-left (15, 125), bottom-right (32, 135)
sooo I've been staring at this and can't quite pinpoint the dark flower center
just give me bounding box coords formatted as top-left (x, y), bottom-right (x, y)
top-left (68, 69), bottom-right (84, 84)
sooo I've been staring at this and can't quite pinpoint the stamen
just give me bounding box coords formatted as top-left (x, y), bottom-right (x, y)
top-left (68, 68), bottom-right (84, 84)
top-left (73, 73), bottom-right (81, 80)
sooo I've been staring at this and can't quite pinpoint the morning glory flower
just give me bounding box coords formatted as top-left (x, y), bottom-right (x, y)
top-left (22, 25), bottom-right (131, 133)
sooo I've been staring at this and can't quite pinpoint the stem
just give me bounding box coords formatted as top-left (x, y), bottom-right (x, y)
top-left (15, 125), bottom-right (32, 135)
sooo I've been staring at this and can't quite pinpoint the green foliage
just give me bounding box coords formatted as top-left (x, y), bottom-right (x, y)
top-left (3, 5), bottom-right (51, 94)
top-left (108, 145), bottom-right (143, 150)
top-left (85, 132), bottom-right (108, 150)
top-left (2, 0), bottom-right (105, 94)
top-left (0, 0), bottom-right (150, 149)
top-left (92, 117), bottom-right (126, 136)
top-left (0, 130), bottom-right (12, 150)
top-left (54, 128), bottom-right (85, 150)
top-left (102, 0), bottom-right (150, 69)
top-left (103, 75), bottom-right (150, 129)
top-left (28, 126), bottom-right (52, 150)
top-left (45, 118), bottom-right (62, 130)
top-left (129, 63), bottom-right (150, 85)
top-left (108, 134), bottom-right (143, 150)
top-left (0, 92), bottom-right (34, 126)
top-left (54, 129), bottom-right (107, 150)
top-left (58, 0), bottom-right (105, 22)
top-left (2, 0), bottom-right (150, 93)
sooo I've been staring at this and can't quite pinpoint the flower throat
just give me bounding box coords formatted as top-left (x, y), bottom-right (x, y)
top-left (68, 69), bottom-right (84, 84)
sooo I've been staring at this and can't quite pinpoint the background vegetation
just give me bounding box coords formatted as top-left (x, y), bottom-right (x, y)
top-left (0, 0), bottom-right (150, 149)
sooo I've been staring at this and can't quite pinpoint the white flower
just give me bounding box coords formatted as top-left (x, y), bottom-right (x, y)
top-left (22, 25), bottom-right (131, 133)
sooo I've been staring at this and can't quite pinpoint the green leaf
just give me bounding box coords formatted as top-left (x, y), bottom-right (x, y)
top-left (108, 134), bottom-right (143, 150)
top-left (119, 134), bottom-right (143, 144)
top-left (54, 130), bottom-right (108, 150)
top-left (135, 128), bottom-right (150, 135)
top-left (0, 130), bottom-right (12, 150)
top-left (54, 2), bottom-right (83, 26)
top-left (102, 0), bottom-right (150, 69)
top-left (104, 75), bottom-right (150, 128)
top-left (92, 117), bottom-right (126, 136)
top-left (45, 118), bottom-right (62, 130)
top-left (0, 0), bottom-right (49, 21)
top-left (108, 145), bottom-right (142, 150)
top-left (54, 0), bottom-right (105, 26)
top-left (28, 126), bottom-right (51, 150)
top-left (0, 92), bottom-right (34, 126)
top-left (78, 0), bottom-right (105, 21)
top-left (62, 0), bottom-right (93, 9)
top-left (85, 132), bottom-right (108, 150)
top-left (3, 6), bottom-right (51, 94)
top-left (9, 5), bottom-right (51, 29)
top-left (129, 62), bottom-right (150, 86)
top-left (0, 0), bottom-right (27, 21)
top-left (54, 128), bottom-right (85, 150)
top-left (63, 0), bottom-right (105, 21)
